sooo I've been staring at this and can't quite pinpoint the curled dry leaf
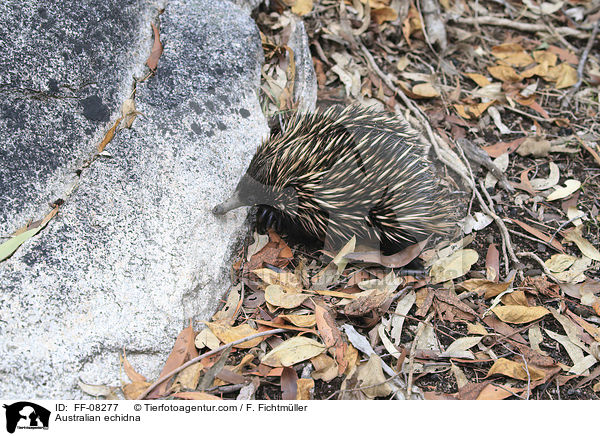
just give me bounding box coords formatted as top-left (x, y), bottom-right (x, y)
top-left (516, 137), bottom-right (551, 157)
top-left (430, 249), bottom-right (479, 283)
top-left (296, 378), bottom-right (314, 400)
top-left (204, 321), bottom-right (263, 349)
top-left (122, 349), bottom-right (147, 383)
top-left (315, 303), bottom-right (348, 374)
top-left (457, 278), bottom-right (512, 299)
top-left (439, 336), bottom-right (483, 359)
top-left (279, 314), bottom-right (316, 327)
top-left (487, 357), bottom-right (546, 381)
top-left (291, 0), bottom-right (313, 16)
top-left (146, 22), bottom-right (163, 71)
top-left (265, 284), bottom-right (308, 309)
top-left (491, 305), bottom-right (550, 324)
top-left (195, 328), bottom-right (221, 350)
top-left (97, 117), bottom-right (123, 153)
top-left (545, 254), bottom-right (577, 273)
top-left (530, 162), bottom-right (560, 190)
top-left (546, 179), bottom-right (581, 201)
top-left (310, 354), bottom-right (338, 382)
top-left (563, 227), bottom-right (600, 261)
top-left (357, 354), bottom-right (392, 399)
top-left (261, 336), bottom-right (326, 367)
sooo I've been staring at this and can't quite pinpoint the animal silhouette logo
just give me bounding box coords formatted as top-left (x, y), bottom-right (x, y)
top-left (3, 402), bottom-right (50, 433)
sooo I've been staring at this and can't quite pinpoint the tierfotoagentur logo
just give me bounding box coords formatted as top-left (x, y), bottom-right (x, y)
top-left (3, 402), bottom-right (50, 433)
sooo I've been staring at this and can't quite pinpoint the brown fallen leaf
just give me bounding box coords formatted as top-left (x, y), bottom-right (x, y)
top-left (261, 336), bottom-right (326, 367)
top-left (344, 237), bottom-right (430, 268)
top-left (97, 116), bottom-right (123, 153)
top-left (511, 219), bottom-right (564, 252)
top-left (487, 357), bottom-right (546, 381)
top-left (146, 22), bottom-right (163, 71)
top-left (121, 349), bottom-right (147, 383)
top-left (148, 321), bottom-right (198, 398)
top-left (123, 381), bottom-right (152, 400)
top-left (204, 321), bottom-right (263, 349)
top-left (457, 278), bottom-right (512, 299)
top-left (315, 303), bottom-right (348, 375)
top-left (296, 378), bottom-right (314, 400)
top-left (171, 392), bottom-right (222, 400)
top-left (281, 366), bottom-right (298, 400)
top-left (491, 305), bottom-right (550, 324)
top-left (476, 383), bottom-right (520, 400)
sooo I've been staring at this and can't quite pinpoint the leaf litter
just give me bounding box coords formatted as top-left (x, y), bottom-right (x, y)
top-left (86, 0), bottom-right (600, 400)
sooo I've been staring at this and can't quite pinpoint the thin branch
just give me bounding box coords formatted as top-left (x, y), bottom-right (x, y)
top-left (562, 18), bottom-right (600, 108)
top-left (453, 16), bottom-right (599, 40)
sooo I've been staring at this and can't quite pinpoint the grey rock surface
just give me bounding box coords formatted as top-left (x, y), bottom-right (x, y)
top-left (0, 0), bottom-right (268, 398)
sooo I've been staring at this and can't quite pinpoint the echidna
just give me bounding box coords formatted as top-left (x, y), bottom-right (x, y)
top-left (213, 105), bottom-right (454, 254)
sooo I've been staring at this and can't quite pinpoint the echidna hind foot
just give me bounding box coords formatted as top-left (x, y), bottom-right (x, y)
top-left (214, 104), bottom-right (457, 254)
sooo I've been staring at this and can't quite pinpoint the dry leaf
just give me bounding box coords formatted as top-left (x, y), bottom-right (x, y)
top-left (439, 336), bottom-right (483, 359)
top-left (265, 284), bottom-right (308, 308)
top-left (148, 321), bottom-right (197, 398)
top-left (516, 137), bottom-right (551, 157)
top-left (491, 305), bottom-right (550, 324)
top-left (296, 378), bottom-right (314, 400)
top-left (356, 354), bottom-right (392, 398)
top-left (0, 206), bottom-right (59, 262)
top-left (172, 392), bottom-right (222, 400)
top-left (281, 366), bottom-right (298, 400)
top-left (97, 117), bottom-right (123, 153)
top-left (487, 357), bottom-right (545, 381)
top-left (546, 179), bottom-right (581, 201)
top-left (457, 278), bottom-right (512, 299)
top-left (371, 6), bottom-right (398, 24)
top-left (291, 0), bottom-right (313, 15)
top-left (411, 82), bottom-right (440, 98)
top-left (261, 336), bottom-right (326, 367)
top-left (430, 249), bottom-right (479, 283)
top-left (315, 304), bottom-right (348, 374)
top-left (545, 254), bottom-right (577, 273)
top-left (279, 314), bottom-right (317, 327)
top-left (146, 22), bottom-right (163, 71)
top-left (487, 65), bottom-right (521, 82)
top-left (310, 354), bottom-right (338, 382)
top-left (390, 291), bottom-right (416, 345)
top-left (465, 73), bottom-right (491, 87)
top-left (204, 321), bottom-right (263, 349)
top-left (563, 227), bottom-right (600, 261)
top-left (121, 349), bottom-right (147, 383)
top-left (123, 381), bottom-right (152, 400)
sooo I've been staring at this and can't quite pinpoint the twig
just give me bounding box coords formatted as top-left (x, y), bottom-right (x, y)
top-left (507, 228), bottom-right (562, 253)
top-left (137, 328), bottom-right (286, 400)
top-left (453, 16), bottom-right (600, 40)
top-left (576, 134), bottom-right (600, 168)
top-left (562, 18), bottom-right (600, 108)
top-left (517, 251), bottom-right (561, 283)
